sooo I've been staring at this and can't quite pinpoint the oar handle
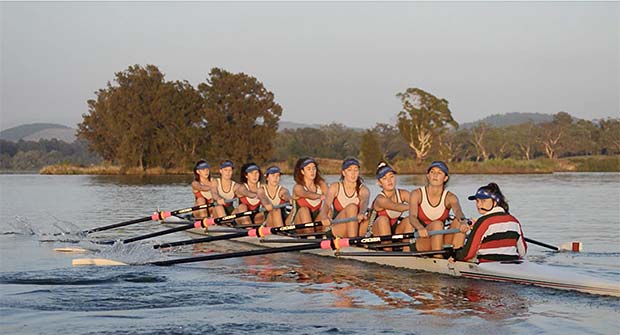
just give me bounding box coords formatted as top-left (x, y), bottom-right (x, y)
top-left (247, 216), bottom-right (357, 238)
top-left (322, 228), bottom-right (461, 250)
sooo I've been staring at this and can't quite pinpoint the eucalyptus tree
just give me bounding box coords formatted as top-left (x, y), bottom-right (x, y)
top-left (396, 88), bottom-right (458, 162)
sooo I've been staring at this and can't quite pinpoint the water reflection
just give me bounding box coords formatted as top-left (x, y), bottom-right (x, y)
top-left (233, 252), bottom-right (530, 319)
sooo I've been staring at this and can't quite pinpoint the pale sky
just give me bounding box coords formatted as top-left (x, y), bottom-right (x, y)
top-left (1, 2), bottom-right (618, 131)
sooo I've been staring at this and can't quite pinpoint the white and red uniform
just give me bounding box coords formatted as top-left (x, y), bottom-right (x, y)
top-left (240, 182), bottom-right (261, 211)
top-left (216, 178), bottom-right (236, 201)
top-left (375, 189), bottom-right (406, 226)
top-left (333, 182), bottom-right (360, 215)
top-left (417, 187), bottom-right (450, 225)
top-left (296, 184), bottom-right (323, 212)
top-left (193, 181), bottom-right (213, 203)
top-left (456, 207), bottom-right (527, 263)
top-left (263, 185), bottom-right (286, 206)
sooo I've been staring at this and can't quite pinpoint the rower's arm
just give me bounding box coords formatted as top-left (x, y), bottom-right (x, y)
top-left (235, 184), bottom-right (256, 199)
top-left (447, 192), bottom-right (468, 230)
top-left (256, 187), bottom-right (273, 211)
top-left (408, 189), bottom-right (428, 235)
top-left (191, 180), bottom-right (213, 192)
top-left (279, 187), bottom-right (292, 203)
top-left (358, 185), bottom-right (371, 219)
top-left (374, 191), bottom-right (408, 213)
top-left (294, 184), bottom-right (323, 200)
top-left (318, 183), bottom-right (338, 221)
top-left (209, 179), bottom-right (226, 205)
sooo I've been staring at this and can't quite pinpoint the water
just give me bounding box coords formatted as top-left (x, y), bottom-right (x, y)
top-left (1, 173), bottom-right (619, 334)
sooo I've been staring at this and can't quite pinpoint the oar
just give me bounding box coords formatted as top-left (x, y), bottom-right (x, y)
top-left (75, 202), bottom-right (220, 235)
top-left (95, 210), bottom-right (258, 245)
top-left (96, 203), bottom-right (290, 245)
top-left (72, 228), bottom-right (458, 267)
top-left (524, 237), bottom-right (582, 252)
top-left (152, 216), bottom-right (357, 249)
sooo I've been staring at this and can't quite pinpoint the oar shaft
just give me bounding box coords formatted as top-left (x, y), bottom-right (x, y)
top-left (153, 232), bottom-right (249, 249)
top-left (150, 242), bottom-right (321, 266)
top-left (524, 237), bottom-right (559, 251)
top-left (81, 203), bottom-right (214, 235)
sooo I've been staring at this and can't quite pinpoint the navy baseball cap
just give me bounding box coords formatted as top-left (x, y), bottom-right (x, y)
top-left (265, 166), bottom-right (281, 176)
top-left (342, 158), bottom-right (360, 170)
top-left (468, 187), bottom-right (500, 202)
top-left (427, 161), bottom-right (449, 175)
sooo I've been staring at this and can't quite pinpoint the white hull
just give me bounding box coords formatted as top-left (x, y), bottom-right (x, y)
top-left (164, 218), bottom-right (620, 297)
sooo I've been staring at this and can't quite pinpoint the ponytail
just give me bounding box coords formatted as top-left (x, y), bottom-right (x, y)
top-left (485, 183), bottom-right (509, 213)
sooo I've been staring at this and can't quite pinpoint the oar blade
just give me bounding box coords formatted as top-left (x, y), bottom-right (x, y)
top-left (72, 258), bottom-right (129, 266)
top-left (53, 247), bottom-right (89, 253)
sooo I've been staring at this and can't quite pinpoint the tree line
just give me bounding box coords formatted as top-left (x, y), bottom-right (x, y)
top-left (0, 139), bottom-right (101, 171)
top-left (6, 63), bottom-right (617, 172)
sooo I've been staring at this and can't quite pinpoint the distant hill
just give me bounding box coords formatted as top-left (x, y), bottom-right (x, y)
top-left (460, 113), bottom-right (554, 129)
top-left (278, 121), bottom-right (321, 131)
top-left (0, 123), bottom-right (76, 142)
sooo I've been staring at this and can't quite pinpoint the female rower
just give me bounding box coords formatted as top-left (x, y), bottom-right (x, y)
top-left (359, 161), bottom-right (412, 250)
top-left (409, 161), bottom-right (467, 254)
top-left (320, 158), bottom-right (370, 238)
top-left (261, 166), bottom-right (292, 227)
top-left (211, 160), bottom-right (239, 218)
top-left (452, 183), bottom-right (527, 262)
top-left (234, 162), bottom-right (271, 226)
top-left (288, 157), bottom-right (328, 235)
top-left (191, 160), bottom-right (216, 218)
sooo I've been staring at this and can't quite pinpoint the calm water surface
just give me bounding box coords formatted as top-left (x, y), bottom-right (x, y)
top-left (1, 173), bottom-right (619, 334)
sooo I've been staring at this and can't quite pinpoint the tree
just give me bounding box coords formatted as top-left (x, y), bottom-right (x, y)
top-left (78, 64), bottom-right (168, 169)
top-left (598, 118), bottom-right (620, 154)
top-left (537, 112), bottom-right (572, 159)
top-left (359, 130), bottom-right (383, 173)
top-left (469, 122), bottom-right (491, 161)
top-left (511, 121), bottom-right (537, 160)
top-left (396, 88), bottom-right (458, 162)
top-left (198, 68), bottom-right (282, 165)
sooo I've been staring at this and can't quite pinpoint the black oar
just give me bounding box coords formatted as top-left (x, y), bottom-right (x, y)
top-left (73, 228), bottom-right (458, 266)
top-left (97, 203), bottom-right (290, 245)
top-left (152, 216), bottom-right (357, 249)
top-left (96, 209), bottom-right (258, 245)
top-left (524, 237), bottom-right (582, 252)
top-left (77, 203), bottom-right (219, 235)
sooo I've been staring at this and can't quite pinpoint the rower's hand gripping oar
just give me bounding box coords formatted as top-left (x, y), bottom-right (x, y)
top-left (152, 216), bottom-right (358, 249)
top-left (73, 228), bottom-right (459, 267)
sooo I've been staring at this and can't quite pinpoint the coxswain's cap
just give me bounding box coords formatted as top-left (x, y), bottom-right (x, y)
top-left (427, 161), bottom-right (449, 176)
top-left (468, 187), bottom-right (500, 202)
top-left (342, 158), bottom-right (360, 170)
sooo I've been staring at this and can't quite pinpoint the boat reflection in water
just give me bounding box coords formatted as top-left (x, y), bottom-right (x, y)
top-left (230, 249), bottom-right (530, 319)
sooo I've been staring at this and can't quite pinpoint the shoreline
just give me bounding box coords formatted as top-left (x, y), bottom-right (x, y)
top-left (32, 155), bottom-right (620, 175)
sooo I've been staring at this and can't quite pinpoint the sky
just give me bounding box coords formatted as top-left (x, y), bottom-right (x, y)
top-left (1, 2), bottom-right (618, 131)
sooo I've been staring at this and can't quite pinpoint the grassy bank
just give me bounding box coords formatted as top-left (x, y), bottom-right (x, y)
top-left (39, 155), bottom-right (619, 175)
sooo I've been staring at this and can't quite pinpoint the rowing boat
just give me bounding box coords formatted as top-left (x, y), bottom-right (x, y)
top-left (161, 216), bottom-right (620, 297)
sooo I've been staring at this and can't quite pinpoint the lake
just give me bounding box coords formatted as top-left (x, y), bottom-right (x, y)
top-left (1, 173), bottom-right (619, 334)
